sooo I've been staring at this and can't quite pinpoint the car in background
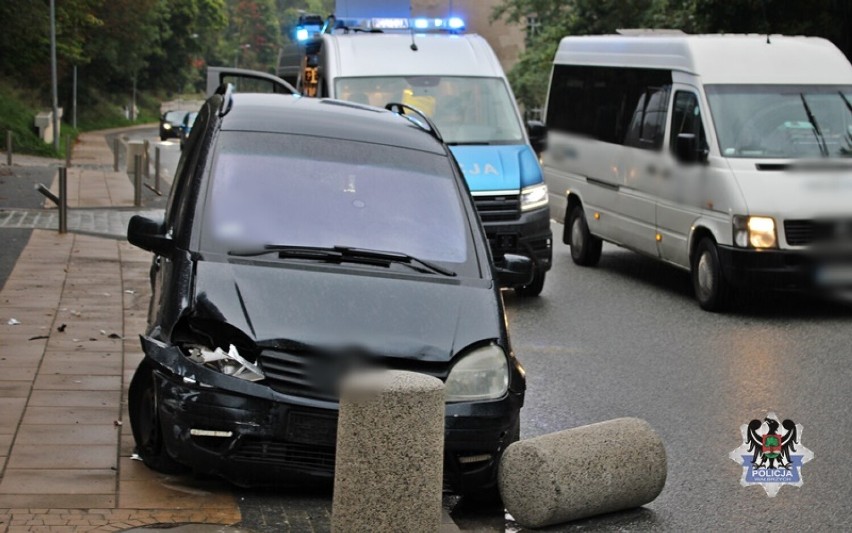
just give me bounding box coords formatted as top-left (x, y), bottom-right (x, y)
top-left (178, 111), bottom-right (198, 150)
top-left (159, 110), bottom-right (188, 140)
top-left (126, 86), bottom-right (531, 498)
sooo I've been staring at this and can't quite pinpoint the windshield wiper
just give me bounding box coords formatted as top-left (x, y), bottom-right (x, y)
top-left (228, 244), bottom-right (456, 277)
top-left (446, 141), bottom-right (493, 146)
top-left (799, 94), bottom-right (829, 157)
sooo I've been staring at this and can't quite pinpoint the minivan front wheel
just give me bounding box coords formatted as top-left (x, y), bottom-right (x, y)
top-left (129, 361), bottom-right (187, 474)
top-left (568, 206), bottom-right (602, 266)
top-left (692, 238), bottom-right (732, 312)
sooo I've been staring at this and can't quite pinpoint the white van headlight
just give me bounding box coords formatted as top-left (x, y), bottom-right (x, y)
top-left (733, 215), bottom-right (777, 249)
top-left (445, 344), bottom-right (509, 402)
top-left (520, 184), bottom-right (548, 212)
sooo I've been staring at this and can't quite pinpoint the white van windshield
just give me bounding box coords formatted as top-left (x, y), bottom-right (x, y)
top-left (335, 76), bottom-right (524, 144)
top-left (706, 85), bottom-right (852, 159)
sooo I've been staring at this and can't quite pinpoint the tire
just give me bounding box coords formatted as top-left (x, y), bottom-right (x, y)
top-left (568, 205), bottom-right (602, 266)
top-left (514, 269), bottom-right (545, 297)
top-left (128, 361), bottom-right (187, 474)
top-left (692, 237), bottom-right (732, 312)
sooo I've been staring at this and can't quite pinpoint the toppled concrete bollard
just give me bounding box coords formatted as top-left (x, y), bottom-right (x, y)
top-left (332, 370), bottom-right (444, 532)
top-left (499, 417), bottom-right (666, 528)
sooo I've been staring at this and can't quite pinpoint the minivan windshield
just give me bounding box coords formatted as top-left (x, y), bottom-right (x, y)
top-left (203, 132), bottom-right (471, 267)
top-left (706, 85), bottom-right (852, 159)
top-left (335, 76), bottom-right (524, 145)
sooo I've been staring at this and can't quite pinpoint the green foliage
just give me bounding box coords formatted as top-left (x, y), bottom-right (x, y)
top-left (494, 0), bottom-right (852, 109)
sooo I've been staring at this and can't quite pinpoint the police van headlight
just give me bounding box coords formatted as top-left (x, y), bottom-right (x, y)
top-left (733, 215), bottom-right (777, 249)
top-left (445, 344), bottom-right (509, 402)
top-left (521, 184), bottom-right (548, 212)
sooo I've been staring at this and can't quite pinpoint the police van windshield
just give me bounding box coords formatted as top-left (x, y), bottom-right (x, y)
top-left (706, 85), bottom-right (852, 158)
top-left (336, 76), bottom-right (524, 145)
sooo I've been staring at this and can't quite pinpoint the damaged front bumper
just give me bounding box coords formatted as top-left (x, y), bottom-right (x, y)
top-left (139, 336), bottom-right (522, 491)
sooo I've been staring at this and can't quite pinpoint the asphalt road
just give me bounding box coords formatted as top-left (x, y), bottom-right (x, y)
top-left (492, 230), bottom-right (851, 530)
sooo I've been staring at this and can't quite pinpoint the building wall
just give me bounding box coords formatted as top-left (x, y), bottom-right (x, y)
top-left (410, 0), bottom-right (526, 74)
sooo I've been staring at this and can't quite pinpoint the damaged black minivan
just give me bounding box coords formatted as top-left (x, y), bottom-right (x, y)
top-left (127, 87), bottom-right (530, 497)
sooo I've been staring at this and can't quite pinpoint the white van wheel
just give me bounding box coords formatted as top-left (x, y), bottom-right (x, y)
top-left (568, 206), bottom-right (602, 266)
top-left (692, 238), bottom-right (731, 312)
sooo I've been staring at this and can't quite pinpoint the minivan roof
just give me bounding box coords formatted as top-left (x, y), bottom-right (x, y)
top-left (220, 94), bottom-right (446, 154)
top-left (322, 33), bottom-right (503, 78)
top-left (554, 34), bottom-right (852, 85)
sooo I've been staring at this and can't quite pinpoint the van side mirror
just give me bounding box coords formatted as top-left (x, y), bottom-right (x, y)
top-left (127, 215), bottom-right (173, 257)
top-left (527, 120), bottom-right (548, 154)
top-left (675, 133), bottom-right (708, 164)
top-left (494, 254), bottom-right (534, 287)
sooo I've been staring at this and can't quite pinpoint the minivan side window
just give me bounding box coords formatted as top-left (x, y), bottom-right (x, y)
top-left (670, 91), bottom-right (708, 154)
top-left (546, 65), bottom-right (672, 147)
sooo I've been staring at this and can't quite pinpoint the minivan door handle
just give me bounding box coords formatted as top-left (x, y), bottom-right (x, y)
top-left (646, 164), bottom-right (658, 176)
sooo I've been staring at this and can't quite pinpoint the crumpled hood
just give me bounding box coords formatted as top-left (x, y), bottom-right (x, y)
top-left (449, 144), bottom-right (542, 192)
top-left (190, 260), bottom-right (501, 362)
top-left (727, 159), bottom-right (852, 218)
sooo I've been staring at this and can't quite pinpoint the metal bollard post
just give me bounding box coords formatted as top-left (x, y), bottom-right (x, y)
top-left (58, 167), bottom-right (68, 234)
top-left (134, 154), bottom-right (142, 207)
top-left (154, 146), bottom-right (161, 192)
top-left (65, 134), bottom-right (72, 168)
top-left (113, 137), bottom-right (120, 171)
top-left (143, 139), bottom-right (150, 180)
top-left (6, 130), bottom-right (11, 166)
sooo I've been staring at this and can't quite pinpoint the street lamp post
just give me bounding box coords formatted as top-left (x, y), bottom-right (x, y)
top-left (49, 0), bottom-right (59, 152)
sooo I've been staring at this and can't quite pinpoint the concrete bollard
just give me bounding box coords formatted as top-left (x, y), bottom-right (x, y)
top-left (133, 154), bottom-right (142, 207)
top-left (332, 370), bottom-right (444, 532)
top-left (499, 417), bottom-right (666, 529)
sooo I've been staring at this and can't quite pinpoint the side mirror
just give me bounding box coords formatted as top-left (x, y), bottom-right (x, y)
top-left (494, 254), bottom-right (534, 287)
top-left (675, 133), bottom-right (708, 164)
top-left (127, 215), bottom-right (173, 257)
top-left (527, 120), bottom-right (548, 154)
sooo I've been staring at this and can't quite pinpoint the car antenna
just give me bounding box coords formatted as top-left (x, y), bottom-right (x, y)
top-left (409, 25), bottom-right (418, 51)
top-left (761, 0), bottom-right (771, 43)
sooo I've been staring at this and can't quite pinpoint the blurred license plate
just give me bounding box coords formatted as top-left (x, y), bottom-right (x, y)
top-left (815, 265), bottom-right (852, 286)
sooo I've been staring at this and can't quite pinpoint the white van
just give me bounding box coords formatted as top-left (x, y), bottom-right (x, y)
top-left (289, 18), bottom-right (553, 296)
top-left (541, 34), bottom-right (852, 310)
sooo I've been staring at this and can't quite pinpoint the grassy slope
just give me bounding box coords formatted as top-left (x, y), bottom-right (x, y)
top-left (0, 81), bottom-right (168, 157)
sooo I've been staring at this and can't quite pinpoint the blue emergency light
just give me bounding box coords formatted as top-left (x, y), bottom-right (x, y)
top-left (296, 28), bottom-right (310, 41)
top-left (359, 16), bottom-right (465, 32)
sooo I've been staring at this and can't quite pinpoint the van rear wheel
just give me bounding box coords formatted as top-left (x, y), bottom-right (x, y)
top-left (692, 238), bottom-right (732, 312)
top-left (568, 206), bottom-right (602, 266)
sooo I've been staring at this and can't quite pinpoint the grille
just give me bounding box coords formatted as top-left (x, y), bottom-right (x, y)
top-left (231, 439), bottom-right (335, 472)
top-left (472, 193), bottom-right (520, 222)
top-left (258, 349), bottom-right (448, 401)
top-left (258, 349), bottom-right (337, 401)
top-left (784, 219), bottom-right (851, 246)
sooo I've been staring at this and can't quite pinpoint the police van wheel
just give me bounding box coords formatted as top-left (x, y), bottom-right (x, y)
top-left (569, 206), bottom-right (602, 266)
top-left (692, 238), bottom-right (732, 312)
top-left (515, 270), bottom-right (545, 297)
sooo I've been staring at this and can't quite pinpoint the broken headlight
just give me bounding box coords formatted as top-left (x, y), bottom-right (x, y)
top-left (186, 343), bottom-right (264, 382)
top-left (175, 319), bottom-right (264, 382)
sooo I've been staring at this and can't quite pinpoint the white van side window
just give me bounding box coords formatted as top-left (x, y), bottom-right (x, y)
top-left (624, 85), bottom-right (671, 150)
top-left (670, 92), bottom-right (708, 153)
top-left (546, 65), bottom-right (672, 147)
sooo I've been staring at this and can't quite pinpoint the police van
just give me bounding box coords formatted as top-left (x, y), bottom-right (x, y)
top-left (541, 33), bottom-right (852, 310)
top-left (289, 16), bottom-right (553, 296)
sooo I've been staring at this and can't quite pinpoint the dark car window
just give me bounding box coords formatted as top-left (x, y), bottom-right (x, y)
top-left (164, 110), bottom-right (185, 122)
top-left (202, 132), bottom-right (472, 268)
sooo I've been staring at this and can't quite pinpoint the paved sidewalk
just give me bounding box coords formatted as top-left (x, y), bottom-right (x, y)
top-left (0, 132), bottom-right (241, 531)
